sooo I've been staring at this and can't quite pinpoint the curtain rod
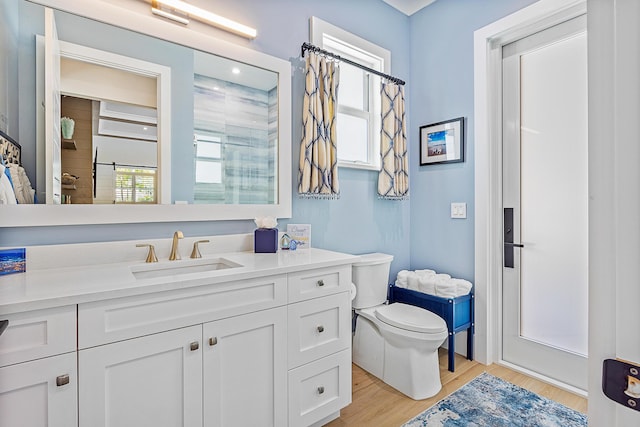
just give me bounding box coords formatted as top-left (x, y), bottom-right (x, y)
top-left (301, 42), bottom-right (405, 86)
top-left (95, 162), bottom-right (157, 169)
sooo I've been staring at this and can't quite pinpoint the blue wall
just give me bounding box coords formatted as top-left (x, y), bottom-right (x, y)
top-left (1, 0), bottom-right (542, 284)
top-left (407, 0), bottom-right (537, 282)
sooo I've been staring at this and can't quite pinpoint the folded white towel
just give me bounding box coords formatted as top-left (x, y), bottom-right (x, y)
top-left (417, 275), bottom-right (436, 295)
top-left (395, 270), bottom-right (410, 288)
top-left (415, 269), bottom-right (436, 277)
top-left (435, 274), bottom-right (456, 298)
top-left (406, 272), bottom-right (420, 291)
top-left (450, 278), bottom-right (473, 296)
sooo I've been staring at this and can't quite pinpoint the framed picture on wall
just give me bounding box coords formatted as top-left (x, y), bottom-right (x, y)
top-left (419, 117), bottom-right (465, 165)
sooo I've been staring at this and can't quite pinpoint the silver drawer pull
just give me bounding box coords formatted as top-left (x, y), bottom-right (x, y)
top-left (317, 280), bottom-right (325, 287)
top-left (56, 374), bottom-right (70, 387)
top-left (317, 325), bottom-right (325, 333)
top-left (190, 341), bottom-right (199, 351)
top-left (317, 386), bottom-right (325, 395)
top-left (209, 337), bottom-right (218, 346)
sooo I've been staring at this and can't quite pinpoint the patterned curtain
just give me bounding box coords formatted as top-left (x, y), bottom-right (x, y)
top-left (378, 82), bottom-right (408, 200)
top-left (298, 51), bottom-right (340, 198)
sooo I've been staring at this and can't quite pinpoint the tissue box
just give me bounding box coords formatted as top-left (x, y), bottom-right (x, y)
top-left (254, 228), bottom-right (278, 253)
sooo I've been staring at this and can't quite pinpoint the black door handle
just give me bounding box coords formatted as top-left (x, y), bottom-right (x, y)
top-left (504, 242), bottom-right (524, 248)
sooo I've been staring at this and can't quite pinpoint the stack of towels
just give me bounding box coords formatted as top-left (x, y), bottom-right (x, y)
top-left (395, 269), bottom-right (472, 298)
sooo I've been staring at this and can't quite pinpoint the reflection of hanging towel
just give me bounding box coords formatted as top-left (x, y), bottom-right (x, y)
top-left (8, 164), bottom-right (35, 204)
top-left (0, 164), bottom-right (17, 204)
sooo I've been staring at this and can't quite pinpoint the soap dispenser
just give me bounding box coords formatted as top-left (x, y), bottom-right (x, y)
top-left (280, 233), bottom-right (291, 250)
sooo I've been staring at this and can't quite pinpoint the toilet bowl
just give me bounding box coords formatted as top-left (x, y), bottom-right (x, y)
top-left (351, 253), bottom-right (448, 400)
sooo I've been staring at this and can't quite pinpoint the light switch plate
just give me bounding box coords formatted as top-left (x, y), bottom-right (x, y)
top-left (451, 202), bottom-right (467, 219)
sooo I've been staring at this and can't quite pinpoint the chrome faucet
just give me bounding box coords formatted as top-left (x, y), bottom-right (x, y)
top-left (169, 231), bottom-right (184, 260)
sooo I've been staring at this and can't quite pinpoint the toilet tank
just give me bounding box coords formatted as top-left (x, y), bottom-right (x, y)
top-left (352, 253), bottom-right (394, 309)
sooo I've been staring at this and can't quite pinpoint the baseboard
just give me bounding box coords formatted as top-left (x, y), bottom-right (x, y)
top-left (497, 359), bottom-right (588, 398)
top-left (308, 411), bottom-right (340, 427)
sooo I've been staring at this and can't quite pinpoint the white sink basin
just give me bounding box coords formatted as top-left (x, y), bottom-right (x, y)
top-left (131, 258), bottom-right (242, 279)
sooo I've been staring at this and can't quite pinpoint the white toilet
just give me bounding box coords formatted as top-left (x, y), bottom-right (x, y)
top-left (352, 253), bottom-right (448, 400)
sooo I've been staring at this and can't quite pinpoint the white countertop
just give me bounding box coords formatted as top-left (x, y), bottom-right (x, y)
top-left (0, 247), bottom-right (359, 315)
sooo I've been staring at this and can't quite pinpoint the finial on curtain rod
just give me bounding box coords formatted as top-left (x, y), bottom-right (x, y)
top-left (300, 42), bottom-right (406, 86)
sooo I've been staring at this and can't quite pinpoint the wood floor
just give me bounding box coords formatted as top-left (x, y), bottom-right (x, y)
top-left (326, 349), bottom-right (588, 426)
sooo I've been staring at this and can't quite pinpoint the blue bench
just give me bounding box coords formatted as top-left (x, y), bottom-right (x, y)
top-left (388, 284), bottom-right (474, 372)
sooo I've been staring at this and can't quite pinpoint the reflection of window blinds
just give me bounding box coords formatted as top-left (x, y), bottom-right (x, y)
top-left (94, 164), bottom-right (116, 204)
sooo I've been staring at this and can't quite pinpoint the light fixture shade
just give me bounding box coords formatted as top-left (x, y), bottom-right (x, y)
top-left (152, 0), bottom-right (257, 39)
top-left (151, 6), bottom-right (189, 25)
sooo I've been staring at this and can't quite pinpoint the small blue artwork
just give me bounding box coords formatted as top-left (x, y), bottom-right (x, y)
top-left (427, 129), bottom-right (451, 156)
top-left (0, 248), bottom-right (26, 276)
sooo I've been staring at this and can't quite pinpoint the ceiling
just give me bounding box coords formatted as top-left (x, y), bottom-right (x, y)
top-left (382, 0), bottom-right (438, 16)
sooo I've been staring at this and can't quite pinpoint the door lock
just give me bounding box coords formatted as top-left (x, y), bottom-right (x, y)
top-left (504, 208), bottom-right (524, 268)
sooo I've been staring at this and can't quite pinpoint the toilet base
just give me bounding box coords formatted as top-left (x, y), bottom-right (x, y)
top-left (353, 312), bottom-right (444, 400)
top-left (383, 340), bottom-right (442, 400)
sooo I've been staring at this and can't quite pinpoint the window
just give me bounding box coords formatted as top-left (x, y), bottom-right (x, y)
top-left (115, 167), bottom-right (156, 203)
top-left (194, 134), bottom-right (223, 185)
top-left (310, 17), bottom-right (391, 170)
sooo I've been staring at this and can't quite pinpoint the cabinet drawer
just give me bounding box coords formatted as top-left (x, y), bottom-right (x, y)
top-left (0, 306), bottom-right (76, 367)
top-left (288, 293), bottom-right (350, 369)
top-left (288, 265), bottom-right (351, 303)
top-left (78, 274), bottom-right (287, 348)
top-left (288, 349), bottom-right (351, 427)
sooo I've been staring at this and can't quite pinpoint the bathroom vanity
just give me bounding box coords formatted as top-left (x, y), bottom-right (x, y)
top-left (0, 235), bottom-right (356, 427)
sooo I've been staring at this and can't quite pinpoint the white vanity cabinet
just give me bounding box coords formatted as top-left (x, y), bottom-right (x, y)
top-left (0, 306), bottom-right (78, 427)
top-left (78, 325), bottom-right (203, 427)
top-left (287, 266), bottom-right (353, 427)
top-left (203, 307), bottom-right (287, 427)
top-left (77, 274), bottom-right (288, 427)
top-left (0, 247), bottom-right (356, 427)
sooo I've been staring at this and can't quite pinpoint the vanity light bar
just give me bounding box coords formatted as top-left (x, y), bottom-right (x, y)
top-left (151, 0), bottom-right (257, 39)
top-left (151, 5), bottom-right (189, 25)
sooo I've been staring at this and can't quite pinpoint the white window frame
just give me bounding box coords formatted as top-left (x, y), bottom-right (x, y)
top-left (194, 134), bottom-right (223, 185)
top-left (115, 167), bottom-right (157, 204)
top-left (310, 17), bottom-right (390, 171)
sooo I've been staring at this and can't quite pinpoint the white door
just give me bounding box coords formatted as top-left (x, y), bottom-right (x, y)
top-left (44, 7), bottom-right (61, 204)
top-left (0, 352), bottom-right (78, 427)
top-left (501, 16), bottom-right (588, 391)
top-left (78, 326), bottom-right (202, 427)
top-left (203, 307), bottom-right (287, 427)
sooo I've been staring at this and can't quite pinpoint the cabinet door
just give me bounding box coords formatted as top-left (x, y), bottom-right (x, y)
top-left (0, 352), bottom-right (77, 427)
top-left (79, 325), bottom-right (202, 427)
top-left (203, 307), bottom-right (287, 427)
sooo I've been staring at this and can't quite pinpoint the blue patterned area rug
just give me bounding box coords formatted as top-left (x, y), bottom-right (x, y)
top-left (402, 373), bottom-right (587, 427)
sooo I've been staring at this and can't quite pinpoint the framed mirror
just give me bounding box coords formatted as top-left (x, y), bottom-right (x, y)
top-left (0, 0), bottom-right (292, 226)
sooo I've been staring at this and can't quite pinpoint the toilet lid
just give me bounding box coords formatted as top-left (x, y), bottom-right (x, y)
top-left (375, 303), bottom-right (447, 334)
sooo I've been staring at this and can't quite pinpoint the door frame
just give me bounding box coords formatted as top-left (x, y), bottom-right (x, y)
top-left (472, 0), bottom-right (586, 392)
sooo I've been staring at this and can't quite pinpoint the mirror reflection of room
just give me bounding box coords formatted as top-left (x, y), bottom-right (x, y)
top-left (60, 94), bottom-right (158, 205)
top-left (0, 0), bottom-right (280, 206)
